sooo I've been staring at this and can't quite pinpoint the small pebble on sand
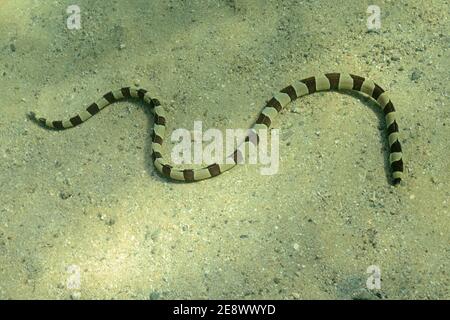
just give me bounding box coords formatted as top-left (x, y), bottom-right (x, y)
top-left (410, 70), bottom-right (422, 81)
top-left (149, 291), bottom-right (160, 300)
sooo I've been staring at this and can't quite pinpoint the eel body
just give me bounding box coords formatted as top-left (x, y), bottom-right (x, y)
top-left (30, 73), bottom-right (404, 184)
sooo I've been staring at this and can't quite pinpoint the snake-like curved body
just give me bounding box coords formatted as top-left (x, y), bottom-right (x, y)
top-left (30, 73), bottom-right (404, 184)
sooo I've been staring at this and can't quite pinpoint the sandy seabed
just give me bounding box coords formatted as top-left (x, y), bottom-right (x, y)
top-left (0, 0), bottom-right (448, 299)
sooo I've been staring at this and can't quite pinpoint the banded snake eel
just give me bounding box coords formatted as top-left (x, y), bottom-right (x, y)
top-left (30, 73), bottom-right (404, 184)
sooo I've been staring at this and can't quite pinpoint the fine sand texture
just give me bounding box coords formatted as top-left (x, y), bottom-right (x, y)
top-left (0, 0), bottom-right (448, 299)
